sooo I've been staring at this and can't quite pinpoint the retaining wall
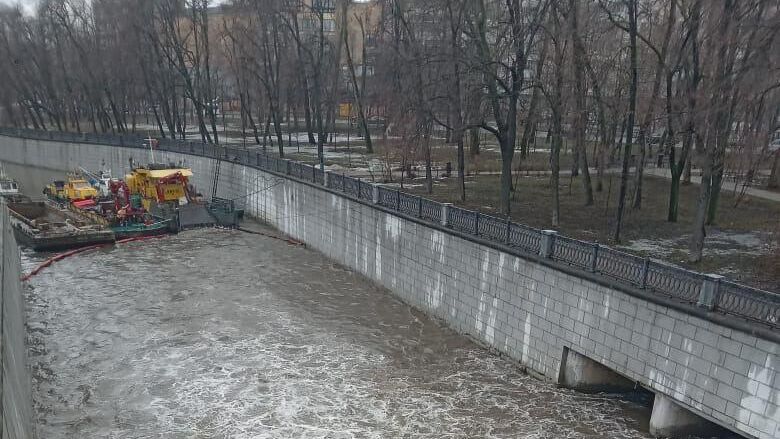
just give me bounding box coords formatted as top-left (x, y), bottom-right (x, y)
top-left (1, 204), bottom-right (34, 439)
top-left (0, 135), bottom-right (777, 439)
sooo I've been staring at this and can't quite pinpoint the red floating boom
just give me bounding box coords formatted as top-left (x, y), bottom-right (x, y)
top-left (21, 234), bottom-right (168, 281)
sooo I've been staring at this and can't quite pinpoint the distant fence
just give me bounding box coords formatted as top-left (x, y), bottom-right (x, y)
top-left (1, 127), bottom-right (778, 330)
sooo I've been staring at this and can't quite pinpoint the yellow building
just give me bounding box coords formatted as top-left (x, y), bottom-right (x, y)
top-left (341, 0), bottom-right (382, 67)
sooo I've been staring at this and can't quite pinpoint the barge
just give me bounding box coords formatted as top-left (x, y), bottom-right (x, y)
top-left (7, 201), bottom-right (115, 252)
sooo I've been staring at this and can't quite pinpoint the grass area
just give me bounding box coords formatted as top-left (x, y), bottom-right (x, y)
top-left (281, 138), bottom-right (574, 175)
top-left (404, 173), bottom-right (780, 291)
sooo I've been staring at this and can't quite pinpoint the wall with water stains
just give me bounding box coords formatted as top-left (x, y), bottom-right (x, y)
top-left (1, 206), bottom-right (34, 439)
top-left (0, 135), bottom-right (777, 439)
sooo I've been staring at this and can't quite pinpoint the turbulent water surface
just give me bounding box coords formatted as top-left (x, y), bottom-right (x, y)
top-left (25, 227), bottom-right (655, 438)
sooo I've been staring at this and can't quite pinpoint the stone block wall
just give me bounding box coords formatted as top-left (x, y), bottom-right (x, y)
top-left (0, 136), bottom-right (777, 439)
top-left (1, 206), bottom-right (34, 439)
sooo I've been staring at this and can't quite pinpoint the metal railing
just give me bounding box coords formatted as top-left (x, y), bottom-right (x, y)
top-left (2, 127), bottom-right (777, 329)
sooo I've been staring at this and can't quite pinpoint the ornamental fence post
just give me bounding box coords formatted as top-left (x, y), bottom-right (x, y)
top-left (441, 203), bottom-right (452, 227)
top-left (698, 274), bottom-right (723, 310)
top-left (540, 230), bottom-right (557, 258)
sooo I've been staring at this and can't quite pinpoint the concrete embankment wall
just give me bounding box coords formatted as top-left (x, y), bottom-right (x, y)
top-left (1, 205), bottom-right (34, 438)
top-left (1, 135), bottom-right (777, 439)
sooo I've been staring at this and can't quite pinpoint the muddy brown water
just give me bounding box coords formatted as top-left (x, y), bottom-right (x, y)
top-left (22, 225), bottom-right (662, 438)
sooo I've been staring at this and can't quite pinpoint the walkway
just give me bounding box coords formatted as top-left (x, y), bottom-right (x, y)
top-left (642, 167), bottom-right (780, 203)
top-left (377, 166), bottom-right (780, 203)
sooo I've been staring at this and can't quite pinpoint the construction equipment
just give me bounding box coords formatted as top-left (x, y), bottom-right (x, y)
top-left (125, 165), bottom-right (194, 211)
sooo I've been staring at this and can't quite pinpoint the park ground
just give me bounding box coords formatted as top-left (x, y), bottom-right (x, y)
top-left (403, 173), bottom-right (779, 292)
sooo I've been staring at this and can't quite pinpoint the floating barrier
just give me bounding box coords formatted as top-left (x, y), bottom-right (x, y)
top-left (21, 234), bottom-right (168, 281)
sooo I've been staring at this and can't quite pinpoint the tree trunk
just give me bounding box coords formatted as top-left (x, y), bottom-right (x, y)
top-left (769, 151), bottom-right (780, 189)
top-left (689, 152), bottom-right (713, 262)
top-left (668, 171), bottom-right (681, 222)
top-left (152, 106), bottom-right (166, 138)
top-left (499, 136), bottom-right (514, 216)
top-left (689, 0), bottom-right (736, 262)
top-left (632, 1), bottom-right (675, 210)
top-left (272, 104), bottom-right (285, 157)
top-left (457, 132), bottom-right (466, 201)
top-left (570, 0), bottom-right (593, 205)
top-left (612, 115), bottom-right (626, 165)
top-left (520, 36), bottom-right (548, 160)
top-left (584, 59), bottom-right (608, 192)
top-left (549, 4), bottom-right (566, 227)
top-left (469, 127), bottom-right (480, 156)
top-left (614, 0), bottom-right (638, 243)
top-left (683, 153), bottom-right (693, 184)
top-left (342, 14), bottom-right (373, 154)
top-left (446, 1), bottom-right (466, 201)
top-left (302, 75), bottom-right (316, 145)
top-left (424, 119), bottom-right (433, 194)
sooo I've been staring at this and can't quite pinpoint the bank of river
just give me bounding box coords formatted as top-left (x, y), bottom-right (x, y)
top-left (25, 226), bottom-right (654, 438)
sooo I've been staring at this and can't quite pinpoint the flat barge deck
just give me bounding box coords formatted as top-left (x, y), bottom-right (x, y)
top-left (7, 201), bottom-right (115, 252)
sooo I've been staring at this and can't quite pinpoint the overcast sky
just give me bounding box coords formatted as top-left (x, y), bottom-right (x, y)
top-left (0, 0), bottom-right (36, 13)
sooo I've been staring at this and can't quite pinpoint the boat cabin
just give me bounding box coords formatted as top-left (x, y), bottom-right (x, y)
top-left (45, 177), bottom-right (99, 201)
top-left (0, 179), bottom-right (19, 197)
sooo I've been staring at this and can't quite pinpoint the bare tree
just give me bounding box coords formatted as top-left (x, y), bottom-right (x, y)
top-left (611, 0), bottom-right (638, 243)
top-left (466, 0), bottom-right (550, 215)
top-left (689, 0), bottom-right (778, 262)
top-left (544, 1), bottom-right (568, 226)
top-left (568, 0), bottom-right (594, 206)
top-left (667, 0), bottom-right (702, 223)
top-left (341, 1), bottom-right (374, 153)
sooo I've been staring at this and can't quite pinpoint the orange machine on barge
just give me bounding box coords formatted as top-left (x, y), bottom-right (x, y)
top-left (125, 164), bottom-right (196, 212)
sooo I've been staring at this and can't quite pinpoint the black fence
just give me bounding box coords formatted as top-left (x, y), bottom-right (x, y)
top-left (2, 127), bottom-right (778, 330)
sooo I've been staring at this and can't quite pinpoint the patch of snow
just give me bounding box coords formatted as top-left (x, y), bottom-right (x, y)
top-left (621, 230), bottom-right (775, 259)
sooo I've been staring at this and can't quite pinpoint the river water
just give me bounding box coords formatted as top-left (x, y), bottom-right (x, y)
top-left (22, 225), bottom-right (659, 439)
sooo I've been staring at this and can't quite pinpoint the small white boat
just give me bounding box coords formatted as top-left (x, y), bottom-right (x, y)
top-left (0, 163), bottom-right (21, 200)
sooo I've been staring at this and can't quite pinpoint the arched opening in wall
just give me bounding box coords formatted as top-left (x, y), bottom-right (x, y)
top-left (558, 347), bottom-right (748, 439)
top-left (558, 346), bottom-right (643, 393)
top-left (558, 347), bottom-right (654, 432)
top-left (649, 394), bottom-right (748, 438)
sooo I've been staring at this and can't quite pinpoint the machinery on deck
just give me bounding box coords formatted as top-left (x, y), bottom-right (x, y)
top-left (44, 173), bottom-right (99, 202)
top-left (125, 165), bottom-right (195, 212)
top-left (101, 177), bottom-right (173, 239)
